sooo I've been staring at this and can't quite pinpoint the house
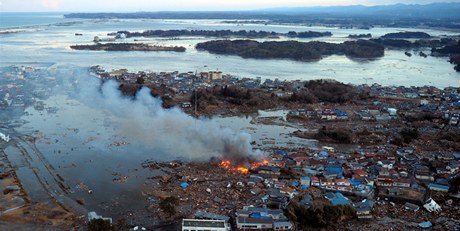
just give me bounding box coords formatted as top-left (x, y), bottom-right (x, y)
top-left (323, 170), bottom-right (338, 180)
top-left (301, 194), bottom-right (313, 209)
top-left (336, 179), bottom-right (352, 192)
top-left (182, 219), bottom-right (229, 231)
top-left (335, 109), bottom-right (349, 120)
top-left (280, 187), bottom-right (297, 199)
top-left (447, 160), bottom-right (460, 173)
top-left (428, 183), bottom-right (449, 193)
top-left (208, 71), bottom-right (222, 80)
top-left (352, 169), bottom-right (369, 178)
top-left (404, 202), bottom-right (420, 212)
top-left (236, 207), bottom-right (288, 230)
top-left (258, 166), bottom-right (281, 178)
top-left (325, 192), bottom-right (350, 205)
top-left (310, 176), bottom-right (320, 187)
top-left (300, 176), bottom-right (310, 188)
top-left (267, 189), bottom-right (288, 209)
top-left (423, 198), bottom-right (442, 213)
top-left (354, 199), bottom-right (375, 219)
top-left (320, 109), bottom-right (337, 120)
top-left (236, 216), bottom-right (273, 230)
top-left (392, 179), bottom-right (411, 188)
top-left (320, 179), bottom-right (336, 190)
top-left (415, 171), bottom-right (434, 182)
top-left (293, 156), bottom-right (308, 166)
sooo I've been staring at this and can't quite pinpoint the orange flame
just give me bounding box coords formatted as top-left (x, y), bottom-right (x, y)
top-left (251, 160), bottom-right (269, 169)
top-left (218, 159), bottom-right (268, 174)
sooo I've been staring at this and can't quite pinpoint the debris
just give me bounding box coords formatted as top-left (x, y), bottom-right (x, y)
top-left (180, 182), bottom-right (189, 188)
top-left (112, 176), bottom-right (129, 183)
top-left (418, 221), bottom-right (432, 229)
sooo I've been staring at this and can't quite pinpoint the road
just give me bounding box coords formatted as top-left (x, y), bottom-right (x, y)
top-left (2, 132), bottom-right (87, 216)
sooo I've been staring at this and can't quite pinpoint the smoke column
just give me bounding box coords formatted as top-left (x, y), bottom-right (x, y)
top-left (50, 65), bottom-right (261, 162)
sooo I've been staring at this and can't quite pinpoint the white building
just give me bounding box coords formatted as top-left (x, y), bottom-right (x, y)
top-left (182, 219), bottom-right (229, 231)
top-left (423, 198), bottom-right (442, 213)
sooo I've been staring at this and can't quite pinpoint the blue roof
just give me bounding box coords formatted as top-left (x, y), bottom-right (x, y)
top-left (292, 181), bottom-right (300, 187)
top-left (350, 179), bottom-right (362, 186)
top-left (428, 183), bottom-right (449, 190)
top-left (418, 221), bottom-right (432, 228)
top-left (275, 150), bottom-right (289, 158)
top-left (180, 182), bottom-right (189, 188)
top-left (325, 167), bottom-right (343, 174)
top-left (301, 176), bottom-right (311, 181)
top-left (319, 151), bottom-right (329, 156)
top-left (249, 212), bottom-right (271, 219)
top-left (453, 153), bottom-right (460, 159)
top-left (327, 192), bottom-right (350, 205)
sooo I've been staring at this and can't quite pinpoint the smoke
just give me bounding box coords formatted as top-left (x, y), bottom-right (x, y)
top-left (48, 65), bottom-right (261, 162)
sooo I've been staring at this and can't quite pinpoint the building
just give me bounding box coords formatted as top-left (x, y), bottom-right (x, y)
top-left (236, 217), bottom-right (273, 230)
top-left (423, 198), bottom-right (442, 213)
top-left (236, 207), bottom-right (289, 230)
top-left (300, 176), bottom-right (310, 187)
top-left (182, 219), bottom-right (229, 231)
top-left (428, 183), bottom-right (449, 193)
top-left (325, 192), bottom-right (350, 205)
top-left (209, 71), bottom-right (223, 81)
top-left (404, 202), bottom-right (420, 212)
top-left (354, 199), bottom-right (375, 220)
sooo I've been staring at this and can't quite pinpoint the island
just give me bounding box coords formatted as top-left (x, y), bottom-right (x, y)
top-left (381, 31), bottom-right (431, 39)
top-left (115, 29), bottom-right (332, 39)
top-left (432, 41), bottom-right (460, 71)
top-left (70, 43), bottom-right (186, 52)
top-left (348, 33), bottom-right (372, 38)
top-left (195, 39), bottom-right (384, 61)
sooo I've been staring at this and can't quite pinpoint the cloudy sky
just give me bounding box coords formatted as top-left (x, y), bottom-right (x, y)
top-left (1, 0), bottom-right (459, 12)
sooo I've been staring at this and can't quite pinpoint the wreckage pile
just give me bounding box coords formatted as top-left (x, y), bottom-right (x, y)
top-left (142, 161), bottom-right (267, 220)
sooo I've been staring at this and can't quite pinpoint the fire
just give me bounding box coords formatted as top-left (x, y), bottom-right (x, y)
top-left (251, 160), bottom-right (269, 169)
top-left (218, 159), bottom-right (268, 174)
top-left (219, 160), bottom-right (248, 174)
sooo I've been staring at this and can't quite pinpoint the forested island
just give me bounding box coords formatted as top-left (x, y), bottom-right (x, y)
top-left (348, 33), bottom-right (372, 38)
top-left (195, 39), bottom-right (384, 61)
top-left (70, 43), bottom-right (186, 52)
top-left (115, 29), bottom-right (332, 38)
top-left (432, 41), bottom-right (460, 71)
top-left (380, 31), bottom-right (431, 39)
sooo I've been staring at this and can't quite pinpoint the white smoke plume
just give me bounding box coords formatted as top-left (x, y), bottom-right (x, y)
top-left (49, 65), bottom-right (261, 162)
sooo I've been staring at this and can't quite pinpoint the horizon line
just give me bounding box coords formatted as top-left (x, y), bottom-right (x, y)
top-left (1, 2), bottom-right (459, 13)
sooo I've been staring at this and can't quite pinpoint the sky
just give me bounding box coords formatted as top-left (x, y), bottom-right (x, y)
top-left (0, 0), bottom-right (459, 12)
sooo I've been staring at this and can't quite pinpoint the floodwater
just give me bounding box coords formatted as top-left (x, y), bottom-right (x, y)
top-left (1, 64), bottom-right (314, 222)
top-left (0, 14), bottom-right (459, 87)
